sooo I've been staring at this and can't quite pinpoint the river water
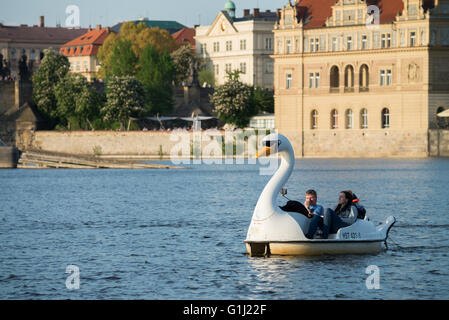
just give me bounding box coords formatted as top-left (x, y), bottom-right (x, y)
top-left (1, 158), bottom-right (448, 299)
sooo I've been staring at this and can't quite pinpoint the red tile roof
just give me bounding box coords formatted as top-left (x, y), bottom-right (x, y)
top-left (60, 26), bottom-right (112, 57)
top-left (295, 0), bottom-right (408, 29)
top-left (296, 0), bottom-right (339, 29)
top-left (172, 27), bottom-right (196, 48)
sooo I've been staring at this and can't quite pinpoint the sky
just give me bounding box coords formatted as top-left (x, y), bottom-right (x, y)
top-left (0, 0), bottom-right (291, 28)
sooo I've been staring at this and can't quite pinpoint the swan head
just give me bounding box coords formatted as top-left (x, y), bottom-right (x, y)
top-left (256, 133), bottom-right (293, 158)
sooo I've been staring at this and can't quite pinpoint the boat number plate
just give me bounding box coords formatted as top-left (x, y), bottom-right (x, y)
top-left (342, 232), bottom-right (361, 240)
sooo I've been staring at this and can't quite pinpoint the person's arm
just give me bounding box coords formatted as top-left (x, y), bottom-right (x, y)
top-left (345, 206), bottom-right (358, 225)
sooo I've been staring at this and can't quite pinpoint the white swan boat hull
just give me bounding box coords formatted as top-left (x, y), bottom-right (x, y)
top-left (246, 134), bottom-right (397, 257)
top-left (245, 215), bottom-right (396, 256)
top-left (246, 240), bottom-right (383, 256)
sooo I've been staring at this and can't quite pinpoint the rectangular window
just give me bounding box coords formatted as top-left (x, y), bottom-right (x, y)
top-left (386, 69), bottom-right (392, 85)
top-left (362, 35), bottom-right (367, 50)
top-left (315, 73), bottom-right (320, 88)
top-left (83, 61), bottom-right (88, 70)
top-left (225, 64), bottom-right (232, 73)
top-left (286, 40), bottom-right (292, 54)
top-left (76, 61), bottom-right (80, 71)
top-left (309, 73), bottom-right (314, 88)
top-left (332, 37), bottom-right (338, 51)
top-left (226, 41), bottom-right (232, 51)
top-left (213, 42), bottom-right (220, 52)
top-left (240, 63), bottom-right (246, 74)
top-left (347, 36), bottom-right (352, 50)
top-left (380, 70), bottom-right (385, 86)
top-left (310, 38), bottom-right (319, 52)
top-left (286, 73), bottom-right (292, 89)
top-left (381, 33), bottom-right (391, 48)
top-left (265, 38), bottom-right (272, 50)
top-left (410, 32), bottom-right (416, 46)
top-left (277, 40), bottom-right (282, 54)
top-left (214, 64), bottom-right (219, 75)
top-left (240, 40), bottom-right (246, 50)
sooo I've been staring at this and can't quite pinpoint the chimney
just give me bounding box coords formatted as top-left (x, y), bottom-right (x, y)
top-left (40, 16), bottom-right (45, 27)
top-left (254, 8), bottom-right (260, 18)
top-left (244, 9), bottom-right (250, 17)
top-left (96, 24), bottom-right (102, 30)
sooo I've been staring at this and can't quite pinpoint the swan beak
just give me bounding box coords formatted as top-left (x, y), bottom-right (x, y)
top-left (256, 147), bottom-right (272, 158)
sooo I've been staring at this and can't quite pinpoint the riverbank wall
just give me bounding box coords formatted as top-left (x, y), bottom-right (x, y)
top-left (13, 129), bottom-right (449, 158)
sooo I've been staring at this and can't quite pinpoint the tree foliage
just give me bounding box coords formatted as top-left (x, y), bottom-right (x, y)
top-left (170, 44), bottom-right (199, 84)
top-left (210, 72), bottom-right (258, 128)
top-left (107, 39), bottom-right (138, 78)
top-left (32, 48), bottom-right (70, 127)
top-left (54, 73), bottom-right (103, 129)
top-left (97, 22), bottom-right (179, 79)
top-left (102, 76), bottom-right (146, 130)
top-left (252, 87), bottom-right (274, 114)
top-left (137, 44), bottom-right (176, 115)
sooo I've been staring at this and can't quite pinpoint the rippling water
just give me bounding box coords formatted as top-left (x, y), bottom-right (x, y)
top-left (1, 158), bottom-right (449, 299)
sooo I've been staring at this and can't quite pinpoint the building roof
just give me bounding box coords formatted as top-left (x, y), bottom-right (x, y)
top-left (60, 26), bottom-right (112, 57)
top-left (172, 28), bottom-right (196, 48)
top-left (294, 0), bottom-right (430, 29)
top-left (296, 0), bottom-right (339, 29)
top-left (224, 1), bottom-right (236, 10)
top-left (233, 10), bottom-right (278, 22)
top-left (111, 19), bottom-right (186, 34)
top-left (0, 24), bottom-right (88, 45)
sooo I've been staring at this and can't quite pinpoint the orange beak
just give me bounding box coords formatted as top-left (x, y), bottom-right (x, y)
top-left (256, 147), bottom-right (272, 158)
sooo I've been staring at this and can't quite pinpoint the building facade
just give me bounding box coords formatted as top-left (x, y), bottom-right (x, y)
top-left (195, 1), bottom-right (278, 88)
top-left (0, 16), bottom-right (88, 79)
top-left (274, 0), bottom-right (449, 157)
top-left (60, 25), bottom-right (112, 81)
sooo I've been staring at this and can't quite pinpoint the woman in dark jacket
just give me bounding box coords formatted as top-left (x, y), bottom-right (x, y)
top-left (306, 190), bottom-right (358, 239)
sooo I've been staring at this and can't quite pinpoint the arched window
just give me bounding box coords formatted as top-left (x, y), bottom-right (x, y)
top-left (330, 66), bottom-right (339, 91)
top-left (382, 108), bottom-right (390, 129)
top-left (359, 64), bottom-right (369, 91)
top-left (361, 108), bottom-right (368, 129)
top-left (345, 109), bottom-right (353, 129)
top-left (344, 65), bottom-right (354, 91)
top-left (331, 109), bottom-right (338, 129)
top-left (311, 110), bottom-right (318, 129)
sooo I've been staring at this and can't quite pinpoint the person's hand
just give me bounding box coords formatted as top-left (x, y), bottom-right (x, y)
top-left (304, 199), bottom-right (310, 208)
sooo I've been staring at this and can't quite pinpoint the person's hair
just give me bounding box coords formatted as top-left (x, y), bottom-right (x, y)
top-left (305, 189), bottom-right (317, 197)
top-left (335, 190), bottom-right (354, 213)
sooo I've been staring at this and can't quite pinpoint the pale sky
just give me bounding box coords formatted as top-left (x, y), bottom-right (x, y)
top-left (0, 0), bottom-right (290, 28)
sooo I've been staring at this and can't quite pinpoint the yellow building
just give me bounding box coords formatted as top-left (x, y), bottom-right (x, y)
top-left (274, 0), bottom-right (449, 157)
top-left (60, 25), bottom-right (112, 81)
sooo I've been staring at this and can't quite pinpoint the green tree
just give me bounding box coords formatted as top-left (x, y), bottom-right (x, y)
top-left (198, 68), bottom-right (215, 87)
top-left (32, 48), bottom-right (70, 127)
top-left (210, 72), bottom-right (258, 128)
top-left (137, 44), bottom-right (175, 115)
top-left (54, 73), bottom-right (103, 130)
top-left (102, 76), bottom-right (145, 131)
top-left (170, 44), bottom-right (199, 84)
top-left (97, 22), bottom-right (179, 79)
top-left (252, 87), bottom-right (274, 114)
top-left (106, 39), bottom-right (138, 78)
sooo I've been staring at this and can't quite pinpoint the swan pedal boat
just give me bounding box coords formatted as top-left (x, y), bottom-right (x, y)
top-left (245, 134), bottom-right (396, 257)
